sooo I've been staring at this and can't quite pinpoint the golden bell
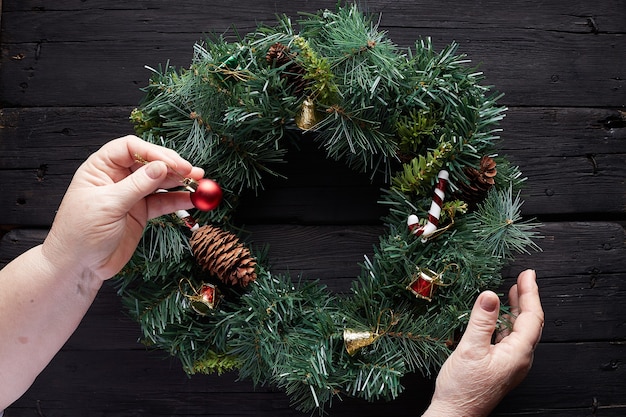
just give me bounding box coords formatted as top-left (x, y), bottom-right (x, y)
top-left (343, 329), bottom-right (377, 356)
top-left (295, 98), bottom-right (321, 130)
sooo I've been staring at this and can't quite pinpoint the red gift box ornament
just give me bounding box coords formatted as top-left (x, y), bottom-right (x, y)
top-left (180, 279), bottom-right (219, 315)
top-left (407, 268), bottom-right (441, 301)
top-left (190, 283), bottom-right (218, 315)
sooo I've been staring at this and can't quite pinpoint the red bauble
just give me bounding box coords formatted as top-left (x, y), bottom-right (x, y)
top-left (190, 179), bottom-right (223, 211)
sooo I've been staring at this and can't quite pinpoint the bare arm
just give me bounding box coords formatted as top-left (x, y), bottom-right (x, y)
top-left (0, 136), bottom-right (203, 409)
top-left (422, 269), bottom-right (544, 417)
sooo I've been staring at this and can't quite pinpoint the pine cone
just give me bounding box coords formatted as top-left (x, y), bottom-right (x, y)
top-left (266, 42), bottom-right (292, 66)
top-left (190, 225), bottom-right (257, 287)
top-left (456, 156), bottom-right (497, 210)
top-left (266, 42), bottom-right (309, 96)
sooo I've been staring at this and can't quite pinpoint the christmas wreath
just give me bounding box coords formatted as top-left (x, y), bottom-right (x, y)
top-left (116, 4), bottom-right (540, 412)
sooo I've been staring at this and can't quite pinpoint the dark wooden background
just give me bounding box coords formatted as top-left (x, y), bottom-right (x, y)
top-left (1, 1), bottom-right (625, 416)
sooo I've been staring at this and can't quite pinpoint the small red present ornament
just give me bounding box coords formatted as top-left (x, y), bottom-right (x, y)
top-left (407, 268), bottom-right (441, 301)
top-left (180, 279), bottom-right (220, 315)
top-left (191, 283), bottom-right (218, 315)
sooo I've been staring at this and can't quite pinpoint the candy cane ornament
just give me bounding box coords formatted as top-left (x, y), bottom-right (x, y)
top-left (175, 209), bottom-right (200, 232)
top-left (407, 170), bottom-right (449, 242)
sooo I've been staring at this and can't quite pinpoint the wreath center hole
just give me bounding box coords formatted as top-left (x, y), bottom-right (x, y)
top-left (234, 137), bottom-right (387, 291)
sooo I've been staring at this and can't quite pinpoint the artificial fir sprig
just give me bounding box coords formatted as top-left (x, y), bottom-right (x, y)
top-left (116, 3), bottom-right (541, 413)
top-left (474, 187), bottom-right (542, 258)
top-left (391, 141), bottom-right (453, 195)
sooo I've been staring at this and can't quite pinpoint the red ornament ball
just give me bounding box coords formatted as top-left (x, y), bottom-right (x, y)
top-left (190, 179), bottom-right (223, 211)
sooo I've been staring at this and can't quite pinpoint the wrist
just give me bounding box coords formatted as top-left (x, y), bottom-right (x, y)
top-left (41, 231), bottom-right (103, 295)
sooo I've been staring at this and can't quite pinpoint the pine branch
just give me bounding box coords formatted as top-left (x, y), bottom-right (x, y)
top-left (343, 356), bottom-right (405, 402)
top-left (473, 186), bottom-right (542, 258)
top-left (391, 142), bottom-right (453, 195)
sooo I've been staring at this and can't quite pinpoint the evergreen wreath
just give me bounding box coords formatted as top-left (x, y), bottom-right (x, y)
top-left (116, 3), bottom-right (540, 412)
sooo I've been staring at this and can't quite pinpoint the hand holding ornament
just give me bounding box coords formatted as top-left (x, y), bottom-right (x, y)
top-left (44, 135), bottom-right (206, 283)
top-left (0, 135), bottom-right (205, 409)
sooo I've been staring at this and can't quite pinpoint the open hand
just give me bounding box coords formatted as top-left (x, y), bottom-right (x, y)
top-left (422, 269), bottom-right (544, 417)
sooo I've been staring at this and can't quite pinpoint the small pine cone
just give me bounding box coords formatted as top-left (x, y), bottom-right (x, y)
top-left (266, 42), bottom-right (309, 96)
top-left (190, 225), bottom-right (257, 287)
top-left (479, 155), bottom-right (497, 185)
top-left (266, 43), bottom-right (292, 66)
top-left (456, 156), bottom-right (498, 210)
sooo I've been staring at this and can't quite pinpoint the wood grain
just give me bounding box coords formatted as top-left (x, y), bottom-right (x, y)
top-left (0, 0), bottom-right (624, 416)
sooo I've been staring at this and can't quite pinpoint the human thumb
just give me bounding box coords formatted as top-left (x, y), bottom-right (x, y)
top-left (111, 161), bottom-right (168, 211)
top-left (458, 291), bottom-right (500, 355)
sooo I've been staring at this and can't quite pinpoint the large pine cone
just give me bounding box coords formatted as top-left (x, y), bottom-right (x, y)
top-left (456, 156), bottom-right (497, 210)
top-left (266, 42), bottom-right (309, 96)
top-left (190, 225), bottom-right (257, 287)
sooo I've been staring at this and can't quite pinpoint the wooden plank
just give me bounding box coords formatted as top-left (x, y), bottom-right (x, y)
top-left (4, 1), bottom-right (624, 39)
top-left (1, 1), bottom-right (624, 107)
top-left (0, 2), bottom-right (625, 415)
top-left (1, 107), bottom-right (625, 226)
top-left (4, 341), bottom-right (624, 417)
top-left (2, 106), bottom-right (624, 166)
top-left (1, 0), bottom-right (339, 16)
top-left (1, 34), bottom-right (623, 108)
top-left (497, 341), bottom-right (626, 414)
top-left (0, 228), bottom-right (48, 265)
top-left (0, 107), bottom-right (133, 170)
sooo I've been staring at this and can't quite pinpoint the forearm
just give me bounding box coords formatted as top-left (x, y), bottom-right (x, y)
top-left (0, 243), bottom-right (101, 409)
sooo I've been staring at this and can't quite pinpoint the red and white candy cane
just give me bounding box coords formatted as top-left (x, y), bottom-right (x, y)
top-left (407, 170), bottom-right (449, 242)
top-left (175, 209), bottom-right (200, 232)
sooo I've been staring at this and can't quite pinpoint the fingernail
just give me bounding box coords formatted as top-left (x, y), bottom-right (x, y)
top-left (146, 161), bottom-right (166, 179)
top-left (480, 293), bottom-right (498, 312)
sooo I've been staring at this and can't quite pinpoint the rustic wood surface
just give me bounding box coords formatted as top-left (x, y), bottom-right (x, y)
top-left (1, 1), bottom-right (625, 416)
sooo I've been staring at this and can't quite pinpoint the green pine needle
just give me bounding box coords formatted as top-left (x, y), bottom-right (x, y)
top-left (473, 187), bottom-right (542, 258)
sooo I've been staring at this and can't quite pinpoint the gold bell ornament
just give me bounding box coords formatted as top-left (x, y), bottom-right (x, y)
top-left (343, 309), bottom-right (398, 355)
top-left (343, 329), bottom-right (378, 356)
top-left (295, 98), bottom-right (323, 130)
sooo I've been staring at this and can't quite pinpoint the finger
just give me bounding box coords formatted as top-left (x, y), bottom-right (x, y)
top-left (512, 270), bottom-right (544, 349)
top-left (104, 135), bottom-right (196, 176)
top-left (108, 161), bottom-right (169, 213)
top-left (508, 283), bottom-right (520, 318)
top-left (147, 166), bottom-right (206, 191)
top-left (495, 283), bottom-right (520, 341)
top-left (145, 191), bottom-right (195, 220)
top-left (517, 270), bottom-right (541, 314)
top-left (457, 290), bottom-right (500, 357)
